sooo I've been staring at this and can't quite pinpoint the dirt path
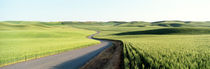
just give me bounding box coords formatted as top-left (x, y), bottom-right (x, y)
top-left (0, 32), bottom-right (112, 69)
top-left (80, 40), bottom-right (124, 69)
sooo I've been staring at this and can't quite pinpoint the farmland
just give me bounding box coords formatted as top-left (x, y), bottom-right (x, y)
top-left (122, 35), bottom-right (210, 69)
top-left (0, 21), bottom-right (100, 67)
top-left (64, 21), bottom-right (210, 69)
top-left (1, 21), bottom-right (210, 69)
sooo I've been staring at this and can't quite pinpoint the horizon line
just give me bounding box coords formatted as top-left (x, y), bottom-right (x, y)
top-left (1, 20), bottom-right (210, 22)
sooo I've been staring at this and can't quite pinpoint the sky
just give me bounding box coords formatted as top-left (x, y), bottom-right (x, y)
top-left (0, 0), bottom-right (210, 22)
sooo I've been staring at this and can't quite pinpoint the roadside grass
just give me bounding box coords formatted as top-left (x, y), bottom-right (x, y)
top-left (64, 21), bottom-right (210, 69)
top-left (0, 22), bottom-right (100, 67)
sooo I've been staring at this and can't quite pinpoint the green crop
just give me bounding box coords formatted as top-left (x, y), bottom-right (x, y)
top-left (64, 21), bottom-right (210, 69)
top-left (2, 21), bottom-right (210, 68)
top-left (0, 22), bottom-right (100, 67)
top-left (122, 35), bottom-right (210, 69)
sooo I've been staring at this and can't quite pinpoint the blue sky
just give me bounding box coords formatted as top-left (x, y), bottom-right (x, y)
top-left (0, 0), bottom-right (210, 22)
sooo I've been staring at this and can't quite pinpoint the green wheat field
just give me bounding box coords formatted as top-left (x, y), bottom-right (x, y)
top-left (63, 21), bottom-right (210, 69)
top-left (1, 21), bottom-right (210, 69)
top-left (0, 21), bottom-right (100, 66)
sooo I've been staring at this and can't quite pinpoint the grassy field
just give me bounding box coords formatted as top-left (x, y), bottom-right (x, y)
top-left (0, 21), bottom-right (100, 67)
top-left (63, 21), bottom-right (210, 69)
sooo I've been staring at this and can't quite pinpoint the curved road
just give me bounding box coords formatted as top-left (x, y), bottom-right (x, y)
top-left (0, 32), bottom-right (112, 69)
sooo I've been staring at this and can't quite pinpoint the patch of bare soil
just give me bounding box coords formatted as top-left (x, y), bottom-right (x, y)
top-left (80, 40), bottom-right (124, 69)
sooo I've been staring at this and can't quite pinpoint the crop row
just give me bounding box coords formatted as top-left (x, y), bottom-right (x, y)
top-left (123, 35), bottom-right (210, 69)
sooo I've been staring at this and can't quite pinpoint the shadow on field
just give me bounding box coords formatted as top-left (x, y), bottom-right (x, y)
top-left (114, 29), bottom-right (180, 35)
top-left (52, 44), bottom-right (110, 69)
top-left (114, 28), bottom-right (210, 35)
